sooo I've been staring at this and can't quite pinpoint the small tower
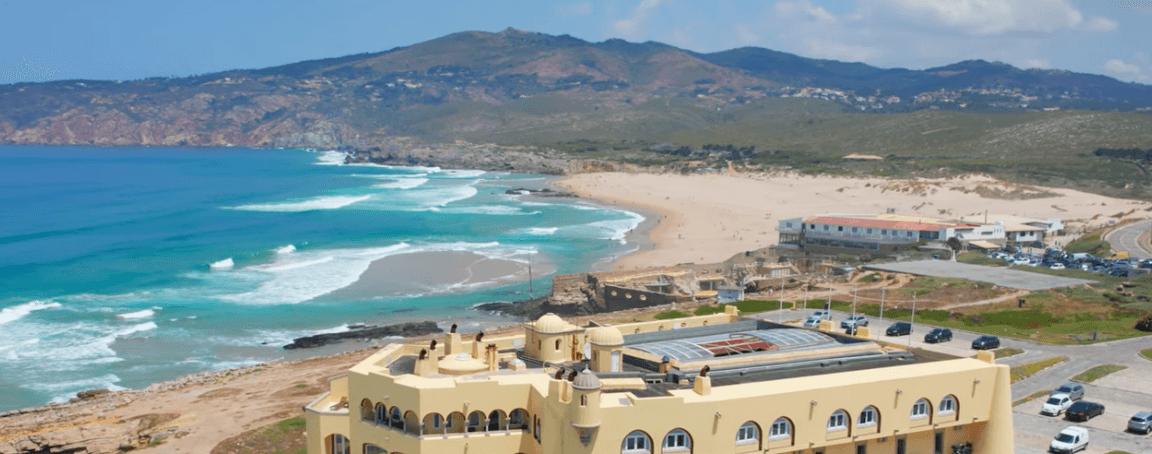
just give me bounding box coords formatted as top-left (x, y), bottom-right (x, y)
top-left (586, 327), bottom-right (624, 373)
top-left (570, 369), bottom-right (602, 446)
top-left (525, 313), bottom-right (579, 363)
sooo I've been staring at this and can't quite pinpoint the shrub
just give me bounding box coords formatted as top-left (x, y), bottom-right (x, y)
top-left (654, 310), bottom-right (689, 320)
top-left (1136, 312), bottom-right (1152, 332)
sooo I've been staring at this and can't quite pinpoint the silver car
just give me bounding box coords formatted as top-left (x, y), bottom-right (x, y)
top-left (803, 317), bottom-right (821, 328)
top-left (1050, 383), bottom-right (1085, 401)
top-left (1129, 411), bottom-right (1152, 434)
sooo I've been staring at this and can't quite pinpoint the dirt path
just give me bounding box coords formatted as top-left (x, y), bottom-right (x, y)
top-left (937, 289), bottom-right (1031, 310)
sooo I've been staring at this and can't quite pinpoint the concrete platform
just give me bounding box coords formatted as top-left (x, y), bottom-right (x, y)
top-left (863, 260), bottom-right (1096, 291)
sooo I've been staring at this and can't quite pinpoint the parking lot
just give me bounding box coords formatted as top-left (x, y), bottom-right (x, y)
top-left (862, 260), bottom-right (1096, 291)
top-left (756, 308), bottom-right (1152, 454)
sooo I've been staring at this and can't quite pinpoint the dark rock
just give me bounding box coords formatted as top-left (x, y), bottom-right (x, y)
top-left (283, 321), bottom-right (442, 349)
top-left (504, 187), bottom-right (578, 198)
top-left (75, 388), bottom-right (111, 400)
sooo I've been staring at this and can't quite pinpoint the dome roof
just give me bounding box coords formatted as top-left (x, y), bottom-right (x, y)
top-left (587, 326), bottom-right (624, 347)
top-left (571, 369), bottom-right (602, 391)
top-left (531, 313), bottom-right (577, 334)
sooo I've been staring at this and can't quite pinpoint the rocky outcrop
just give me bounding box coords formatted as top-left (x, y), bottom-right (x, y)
top-left (282, 321), bottom-right (442, 349)
top-left (503, 187), bottom-right (577, 197)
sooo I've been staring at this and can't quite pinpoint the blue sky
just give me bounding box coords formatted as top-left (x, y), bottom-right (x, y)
top-left (1, 0), bottom-right (1150, 84)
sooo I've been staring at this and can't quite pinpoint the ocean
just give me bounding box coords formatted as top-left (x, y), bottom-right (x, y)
top-left (0, 146), bottom-right (642, 412)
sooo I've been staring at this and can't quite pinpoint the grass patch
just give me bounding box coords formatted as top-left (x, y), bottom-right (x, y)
top-left (1066, 229), bottom-right (1112, 257)
top-left (653, 310), bottom-right (690, 320)
top-left (993, 347), bottom-right (1024, 359)
top-left (211, 415), bottom-right (307, 454)
top-left (1105, 451), bottom-right (1135, 454)
top-left (957, 252), bottom-right (1007, 267)
top-left (1072, 364), bottom-right (1127, 383)
top-left (1013, 390), bottom-right (1052, 407)
top-left (695, 299), bottom-right (786, 316)
top-left (1142, 348), bottom-right (1152, 360)
top-left (1010, 357), bottom-right (1067, 383)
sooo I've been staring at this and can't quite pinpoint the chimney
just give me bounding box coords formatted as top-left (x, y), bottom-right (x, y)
top-left (445, 324), bottom-right (462, 355)
top-left (486, 344), bottom-right (499, 371)
top-left (414, 349), bottom-right (437, 377)
top-left (693, 366), bottom-right (712, 396)
top-left (472, 332), bottom-right (485, 359)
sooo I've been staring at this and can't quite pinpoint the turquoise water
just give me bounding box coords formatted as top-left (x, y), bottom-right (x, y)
top-left (0, 146), bottom-right (641, 411)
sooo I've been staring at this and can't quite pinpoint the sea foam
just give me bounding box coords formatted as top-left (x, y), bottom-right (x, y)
top-left (374, 177), bottom-right (429, 190)
top-left (220, 243), bottom-right (412, 305)
top-left (313, 150), bottom-right (347, 166)
top-left (115, 309), bottom-right (154, 320)
top-left (0, 300), bottom-right (62, 325)
top-left (228, 194), bottom-right (373, 212)
top-left (209, 258), bottom-right (234, 270)
top-left (275, 244), bottom-right (296, 254)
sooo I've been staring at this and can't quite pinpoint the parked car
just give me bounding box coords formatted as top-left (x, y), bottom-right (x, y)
top-left (1050, 263), bottom-right (1066, 270)
top-left (924, 328), bottom-right (952, 343)
top-left (1041, 394), bottom-right (1073, 416)
top-left (803, 317), bottom-right (821, 328)
top-left (1050, 383), bottom-right (1085, 401)
top-left (971, 335), bottom-right (1000, 350)
top-left (1049, 426), bottom-right (1089, 454)
top-left (1065, 401), bottom-right (1105, 422)
top-left (844, 325), bottom-right (860, 335)
top-left (1127, 411), bottom-right (1152, 434)
top-left (885, 322), bottom-right (912, 336)
top-left (840, 315), bottom-right (869, 328)
top-left (810, 310), bottom-right (832, 320)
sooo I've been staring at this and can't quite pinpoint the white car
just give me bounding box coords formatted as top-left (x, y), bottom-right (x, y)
top-left (1041, 394), bottom-right (1072, 416)
top-left (1049, 426), bottom-right (1088, 454)
top-left (1050, 263), bottom-right (1066, 270)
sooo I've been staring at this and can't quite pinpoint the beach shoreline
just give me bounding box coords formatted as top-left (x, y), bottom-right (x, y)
top-left (555, 170), bottom-right (1152, 270)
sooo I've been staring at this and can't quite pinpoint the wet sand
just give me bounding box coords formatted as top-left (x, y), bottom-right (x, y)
top-left (326, 250), bottom-right (554, 299)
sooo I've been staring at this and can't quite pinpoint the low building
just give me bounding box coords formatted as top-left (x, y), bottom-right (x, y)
top-left (716, 285), bottom-right (744, 304)
top-left (304, 309), bottom-right (1014, 454)
top-left (778, 214), bottom-right (980, 255)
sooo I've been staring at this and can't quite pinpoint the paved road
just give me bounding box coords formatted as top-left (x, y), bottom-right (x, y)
top-left (1105, 219), bottom-right (1152, 260)
top-left (754, 308), bottom-right (1152, 453)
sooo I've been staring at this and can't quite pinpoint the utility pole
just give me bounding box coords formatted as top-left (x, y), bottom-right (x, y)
top-left (778, 276), bottom-right (784, 324)
top-left (908, 293), bottom-right (917, 349)
top-left (528, 252), bottom-right (534, 300)
top-left (878, 287), bottom-right (886, 340)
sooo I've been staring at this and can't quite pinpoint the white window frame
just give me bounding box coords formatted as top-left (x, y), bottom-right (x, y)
top-left (622, 431), bottom-right (650, 453)
top-left (939, 396), bottom-right (956, 415)
top-left (769, 418), bottom-right (792, 440)
top-left (911, 399), bottom-right (930, 419)
top-left (827, 410), bottom-right (848, 431)
top-left (858, 407), bottom-right (877, 427)
top-left (663, 429), bottom-right (690, 451)
top-left (330, 434), bottom-right (350, 454)
top-left (736, 422), bottom-right (759, 445)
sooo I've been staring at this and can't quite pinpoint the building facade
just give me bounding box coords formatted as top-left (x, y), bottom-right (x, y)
top-left (305, 309), bottom-right (1014, 454)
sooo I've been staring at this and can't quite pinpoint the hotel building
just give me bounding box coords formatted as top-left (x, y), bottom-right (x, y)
top-left (304, 307), bottom-right (1014, 454)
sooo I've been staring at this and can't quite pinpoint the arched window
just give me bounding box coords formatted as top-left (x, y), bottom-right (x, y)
top-left (827, 410), bottom-right (848, 431)
top-left (389, 407), bottom-right (403, 430)
top-left (446, 412), bottom-right (466, 434)
top-left (662, 428), bottom-right (691, 452)
top-left (467, 411), bottom-right (485, 433)
top-left (735, 421), bottom-right (760, 446)
top-left (487, 410), bottom-right (507, 431)
top-left (939, 395), bottom-right (958, 416)
top-left (911, 399), bottom-right (931, 419)
top-left (363, 444), bottom-right (387, 454)
top-left (622, 430), bottom-right (652, 453)
top-left (509, 409), bottom-right (529, 431)
top-left (328, 434), bottom-right (350, 454)
top-left (423, 413), bottom-right (444, 434)
top-left (374, 403), bottom-right (387, 426)
top-left (581, 395), bottom-right (588, 406)
top-left (769, 417), bottom-right (792, 440)
top-left (403, 410), bottom-right (419, 435)
top-left (360, 399), bottom-right (374, 421)
top-left (857, 406), bottom-right (878, 427)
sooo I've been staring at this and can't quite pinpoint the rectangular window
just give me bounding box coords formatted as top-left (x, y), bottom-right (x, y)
top-left (935, 432), bottom-right (944, 454)
top-left (867, 228), bottom-right (872, 234)
top-left (856, 444), bottom-right (866, 454)
top-left (852, 227), bottom-right (858, 233)
top-left (838, 226), bottom-right (844, 232)
top-left (882, 229), bottom-right (887, 235)
top-left (896, 438), bottom-right (906, 454)
top-left (432, 414), bottom-right (442, 429)
top-left (823, 225), bottom-right (829, 231)
top-left (810, 224), bottom-right (816, 229)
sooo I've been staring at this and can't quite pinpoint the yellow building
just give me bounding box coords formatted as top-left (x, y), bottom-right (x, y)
top-left (304, 308), bottom-right (1013, 454)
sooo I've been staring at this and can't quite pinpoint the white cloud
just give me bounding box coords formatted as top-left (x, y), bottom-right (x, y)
top-left (1081, 16), bottom-right (1118, 32)
top-left (558, 2), bottom-right (592, 16)
top-left (612, 0), bottom-right (663, 39)
top-left (1104, 58), bottom-right (1146, 81)
top-left (1020, 58), bottom-right (1050, 69)
top-left (775, 0), bottom-right (836, 24)
top-left (867, 0), bottom-right (1089, 35)
top-left (733, 23), bottom-right (760, 45)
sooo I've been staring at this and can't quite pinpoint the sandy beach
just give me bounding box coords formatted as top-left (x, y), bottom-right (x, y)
top-left (326, 250), bottom-right (552, 300)
top-left (556, 171), bottom-right (1150, 270)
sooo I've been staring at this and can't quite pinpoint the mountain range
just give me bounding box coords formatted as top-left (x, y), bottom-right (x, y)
top-left (1, 27), bottom-right (1150, 152)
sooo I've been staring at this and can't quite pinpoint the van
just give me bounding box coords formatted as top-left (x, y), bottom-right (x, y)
top-left (1049, 426), bottom-right (1088, 453)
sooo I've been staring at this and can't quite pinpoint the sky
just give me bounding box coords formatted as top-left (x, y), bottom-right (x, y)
top-left (1, 0), bottom-right (1150, 85)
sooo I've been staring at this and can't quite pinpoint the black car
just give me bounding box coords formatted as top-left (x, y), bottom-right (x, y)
top-left (924, 328), bottom-right (953, 343)
top-left (886, 322), bottom-right (912, 336)
top-left (971, 335), bottom-right (1000, 350)
top-left (1066, 401), bottom-right (1105, 421)
top-left (844, 325), bottom-right (860, 335)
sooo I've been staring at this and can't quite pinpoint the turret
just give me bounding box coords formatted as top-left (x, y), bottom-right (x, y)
top-left (586, 326), bottom-right (624, 373)
top-left (570, 369), bottom-right (602, 446)
top-left (445, 323), bottom-right (462, 355)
